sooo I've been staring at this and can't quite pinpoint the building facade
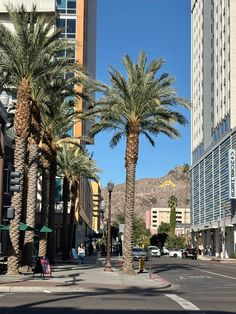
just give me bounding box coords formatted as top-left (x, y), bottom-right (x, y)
top-left (146, 207), bottom-right (190, 236)
top-left (191, 0), bottom-right (236, 257)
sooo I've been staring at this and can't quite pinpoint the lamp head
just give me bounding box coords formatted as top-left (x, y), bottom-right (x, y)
top-left (107, 181), bottom-right (114, 192)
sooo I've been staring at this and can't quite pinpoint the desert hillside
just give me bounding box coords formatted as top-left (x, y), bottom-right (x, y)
top-left (101, 165), bottom-right (190, 222)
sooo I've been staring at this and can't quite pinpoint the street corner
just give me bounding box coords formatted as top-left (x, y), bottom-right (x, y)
top-left (144, 273), bottom-right (172, 289)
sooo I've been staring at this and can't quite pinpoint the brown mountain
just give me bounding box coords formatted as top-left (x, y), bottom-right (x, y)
top-left (101, 166), bottom-right (189, 222)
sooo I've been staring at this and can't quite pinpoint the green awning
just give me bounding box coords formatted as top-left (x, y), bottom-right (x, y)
top-left (40, 225), bottom-right (54, 233)
top-left (0, 222), bottom-right (34, 231)
top-left (0, 224), bottom-right (9, 231)
top-left (20, 222), bottom-right (34, 231)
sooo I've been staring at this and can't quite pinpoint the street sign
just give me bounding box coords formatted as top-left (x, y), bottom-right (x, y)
top-left (229, 149), bottom-right (236, 199)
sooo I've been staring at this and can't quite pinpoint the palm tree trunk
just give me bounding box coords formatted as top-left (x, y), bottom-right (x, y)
top-left (7, 138), bottom-right (27, 275)
top-left (122, 126), bottom-right (139, 274)
top-left (38, 167), bottom-right (50, 257)
top-left (8, 78), bottom-right (31, 275)
top-left (47, 150), bottom-right (57, 263)
top-left (23, 141), bottom-right (38, 268)
top-left (67, 181), bottom-right (77, 258)
top-left (62, 176), bottom-right (70, 260)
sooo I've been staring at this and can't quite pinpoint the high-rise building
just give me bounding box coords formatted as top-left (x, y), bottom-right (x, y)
top-left (190, 0), bottom-right (236, 258)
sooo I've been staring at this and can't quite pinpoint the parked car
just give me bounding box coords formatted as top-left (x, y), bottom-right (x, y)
top-left (169, 249), bottom-right (184, 258)
top-left (131, 247), bottom-right (148, 261)
top-left (148, 246), bottom-right (161, 257)
top-left (161, 247), bottom-right (170, 255)
top-left (182, 247), bottom-right (198, 260)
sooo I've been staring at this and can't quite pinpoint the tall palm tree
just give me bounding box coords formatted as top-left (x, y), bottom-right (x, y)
top-left (168, 195), bottom-right (178, 236)
top-left (84, 52), bottom-right (190, 274)
top-left (29, 70), bottom-right (90, 263)
top-left (0, 6), bottom-right (74, 274)
top-left (39, 94), bottom-right (92, 260)
top-left (0, 5), bottom-right (77, 274)
top-left (57, 144), bottom-right (101, 259)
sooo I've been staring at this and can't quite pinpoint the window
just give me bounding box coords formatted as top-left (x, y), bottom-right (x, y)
top-left (57, 18), bottom-right (76, 39)
top-left (57, 0), bottom-right (76, 14)
top-left (67, 19), bottom-right (76, 38)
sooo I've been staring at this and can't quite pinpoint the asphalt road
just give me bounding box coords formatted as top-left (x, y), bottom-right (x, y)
top-left (0, 257), bottom-right (235, 314)
top-left (150, 256), bottom-right (236, 313)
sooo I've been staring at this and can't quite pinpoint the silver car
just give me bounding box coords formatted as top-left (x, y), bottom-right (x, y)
top-left (131, 247), bottom-right (148, 261)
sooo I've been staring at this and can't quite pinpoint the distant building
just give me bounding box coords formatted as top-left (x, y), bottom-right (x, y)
top-left (146, 207), bottom-right (190, 236)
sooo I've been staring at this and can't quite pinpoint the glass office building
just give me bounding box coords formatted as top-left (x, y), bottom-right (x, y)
top-left (191, 0), bottom-right (236, 257)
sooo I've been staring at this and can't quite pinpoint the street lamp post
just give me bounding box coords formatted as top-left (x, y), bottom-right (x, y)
top-left (104, 181), bottom-right (114, 272)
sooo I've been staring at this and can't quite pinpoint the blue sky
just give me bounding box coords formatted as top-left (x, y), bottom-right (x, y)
top-left (90, 0), bottom-right (191, 187)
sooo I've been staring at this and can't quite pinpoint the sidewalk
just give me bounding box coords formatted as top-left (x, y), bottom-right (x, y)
top-left (0, 255), bottom-right (171, 293)
top-left (197, 255), bottom-right (236, 263)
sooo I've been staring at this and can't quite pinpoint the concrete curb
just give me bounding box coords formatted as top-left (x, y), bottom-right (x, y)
top-left (0, 281), bottom-right (171, 293)
top-left (0, 286), bottom-right (86, 293)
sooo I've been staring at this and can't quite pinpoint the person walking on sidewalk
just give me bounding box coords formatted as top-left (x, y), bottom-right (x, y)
top-left (78, 244), bottom-right (85, 266)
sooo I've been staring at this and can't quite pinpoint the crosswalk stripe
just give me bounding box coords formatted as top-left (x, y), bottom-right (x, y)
top-left (165, 293), bottom-right (200, 311)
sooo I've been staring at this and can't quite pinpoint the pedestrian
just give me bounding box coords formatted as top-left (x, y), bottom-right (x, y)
top-left (77, 243), bottom-right (85, 266)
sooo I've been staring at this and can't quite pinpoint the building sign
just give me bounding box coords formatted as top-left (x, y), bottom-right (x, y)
top-left (229, 149), bottom-right (236, 199)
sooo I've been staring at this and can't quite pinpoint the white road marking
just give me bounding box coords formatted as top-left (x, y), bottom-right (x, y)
top-left (179, 275), bottom-right (211, 280)
top-left (43, 290), bottom-right (52, 294)
top-left (165, 293), bottom-right (200, 311)
top-left (192, 267), bottom-right (236, 280)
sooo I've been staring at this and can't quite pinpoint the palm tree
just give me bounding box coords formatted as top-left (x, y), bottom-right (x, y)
top-left (84, 52), bottom-right (190, 274)
top-left (0, 5), bottom-right (71, 274)
top-left (168, 195), bottom-right (178, 236)
top-left (0, 4), bottom-right (81, 274)
top-left (57, 144), bottom-right (101, 259)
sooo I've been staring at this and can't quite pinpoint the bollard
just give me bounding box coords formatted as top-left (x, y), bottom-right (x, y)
top-left (138, 257), bottom-right (144, 273)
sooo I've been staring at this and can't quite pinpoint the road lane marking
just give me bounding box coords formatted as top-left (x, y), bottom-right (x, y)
top-left (179, 275), bottom-right (212, 280)
top-left (165, 294), bottom-right (200, 311)
top-left (192, 267), bottom-right (236, 280)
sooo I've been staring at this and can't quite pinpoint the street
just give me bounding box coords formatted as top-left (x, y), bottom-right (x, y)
top-left (0, 257), bottom-right (236, 313)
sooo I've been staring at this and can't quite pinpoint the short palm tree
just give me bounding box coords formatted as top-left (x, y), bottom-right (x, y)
top-left (168, 195), bottom-right (178, 236)
top-left (85, 52), bottom-right (190, 274)
top-left (57, 144), bottom-right (101, 259)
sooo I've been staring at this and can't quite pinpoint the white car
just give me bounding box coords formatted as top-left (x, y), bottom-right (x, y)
top-left (169, 249), bottom-right (184, 258)
top-left (148, 246), bottom-right (161, 257)
top-left (162, 247), bottom-right (170, 255)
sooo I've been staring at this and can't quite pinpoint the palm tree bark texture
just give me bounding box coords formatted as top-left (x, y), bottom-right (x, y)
top-left (8, 79), bottom-right (32, 275)
top-left (23, 101), bottom-right (41, 268)
top-left (123, 122), bottom-right (139, 274)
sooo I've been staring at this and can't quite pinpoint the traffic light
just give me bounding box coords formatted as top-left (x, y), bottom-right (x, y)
top-left (9, 171), bottom-right (22, 192)
top-left (6, 207), bottom-right (15, 219)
